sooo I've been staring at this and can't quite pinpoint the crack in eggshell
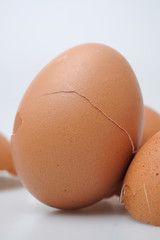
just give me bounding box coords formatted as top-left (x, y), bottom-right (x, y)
top-left (13, 112), bottom-right (24, 134)
top-left (120, 184), bottom-right (142, 204)
top-left (143, 183), bottom-right (152, 218)
top-left (43, 90), bottom-right (136, 154)
top-left (120, 183), bottom-right (127, 204)
top-left (121, 182), bottom-right (153, 224)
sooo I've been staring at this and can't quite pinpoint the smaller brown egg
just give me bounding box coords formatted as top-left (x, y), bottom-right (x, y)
top-left (0, 134), bottom-right (16, 175)
top-left (108, 106), bottom-right (160, 199)
top-left (141, 106), bottom-right (160, 146)
top-left (121, 132), bottom-right (160, 226)
top-left (109, 106), bottom-right (160, 198)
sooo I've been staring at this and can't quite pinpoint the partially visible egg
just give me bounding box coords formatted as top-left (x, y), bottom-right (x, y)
top-left (141, 106), bottom-right (160, 146)
top-left (121, 132), bottom-right (160, 226)
top-left (0, 134), bottom-right (16, 175)
top-left (111, 106), bottom-right (160, 198)
top-left (11, 43), bottom-right (144, 209)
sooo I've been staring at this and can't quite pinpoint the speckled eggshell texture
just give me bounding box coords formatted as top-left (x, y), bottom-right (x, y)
top-left (141, 106), bottom-right (160, 146)
top-left (110, 106), bottom-right (160, 198)
top-left (122, 132), bottom-right (160, 226)
top-left (0, 134), bottom-right (16, 175)
top-left (11, 43), bottom-right (144, 209)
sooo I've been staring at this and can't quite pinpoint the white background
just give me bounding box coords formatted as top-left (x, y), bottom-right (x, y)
top-left (0, 0), bottom-right (160, 239)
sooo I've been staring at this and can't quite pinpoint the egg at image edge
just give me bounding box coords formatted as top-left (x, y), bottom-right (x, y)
top-left (0, 134), bottom-right (16, 175)
top-left (141, 106), bottom-right (160, 146)
top-left (11, 43), bottom-right (144, 210)
top-left (122, 132), bottom-right (160, 226)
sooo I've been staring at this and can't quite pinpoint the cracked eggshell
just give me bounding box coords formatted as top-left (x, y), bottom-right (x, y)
top-left (141, 106), bottom-right (160, 146)
top-left (122, 132), bottom-right (160, 226)
top-left (110, 106), bottom-right (160, 198)
top-left (0, 134), bottom-right (16, 175)
top-left (11, 43), bottom-right (144, 209)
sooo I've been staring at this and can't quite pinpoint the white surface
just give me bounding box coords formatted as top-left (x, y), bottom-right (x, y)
top-left (0, 1), bottom-right (160, 239)
top-left (0, 172), bottom-right (160, 240)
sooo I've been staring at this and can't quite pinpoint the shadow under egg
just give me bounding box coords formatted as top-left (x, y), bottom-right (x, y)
top-left (0, 173), bottom-right (22, 191)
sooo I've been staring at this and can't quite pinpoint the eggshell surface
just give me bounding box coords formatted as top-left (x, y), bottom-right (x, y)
top-left (111, 106), bottom-right (160, 198)
top-left (122, 132), bottom-right (160, 226)
top-left (11, 43), bottom-right (144, 209)
top-left (141, 106), bottom-right (160, 146)
top-left (0, 134), bottom-right (16, 175)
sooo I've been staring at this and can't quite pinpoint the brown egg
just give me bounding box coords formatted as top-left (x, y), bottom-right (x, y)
top-left (141, 106), bottom-right (160, 146)
top-left (107, 106), bottom-right (160, 198)
top-left (121, 132), bottom-right (160, 226)
top-left (0, 134), bottom-right (16, 175)
top-left (110, 106), bottom-right (160, 198)
top-left (11, 43), bottom-right (144, 209)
